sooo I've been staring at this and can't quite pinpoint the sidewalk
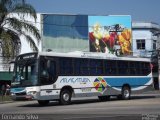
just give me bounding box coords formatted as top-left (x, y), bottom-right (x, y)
top-left (0, 101), bottom-right (13, 104)
top-left (0, 95), bottom-right (13, 104)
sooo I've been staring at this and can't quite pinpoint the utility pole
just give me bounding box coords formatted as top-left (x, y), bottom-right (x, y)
top-left (151, 31), bottom-right (160, 90)
top-left (155, 32), bottom-right (160, 89)
top-left (157, 48), bottom-right (160, 90)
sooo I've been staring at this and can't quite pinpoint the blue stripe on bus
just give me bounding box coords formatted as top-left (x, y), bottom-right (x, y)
top-left (104, 77), bottom-right (151, 88)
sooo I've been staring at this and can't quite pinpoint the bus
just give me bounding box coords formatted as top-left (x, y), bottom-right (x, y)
top-left (10, 51), bottom-right (154, 105)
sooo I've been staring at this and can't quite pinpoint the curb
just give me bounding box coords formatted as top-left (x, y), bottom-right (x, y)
top-left (132, 94), bottom-right (160, 98)
top-left (132, 93), bottom-right (160, 98)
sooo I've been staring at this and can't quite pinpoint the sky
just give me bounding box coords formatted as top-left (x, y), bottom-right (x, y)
top-left (26, 0), bottom-right (160, 25)
top-left (88, 16), bottom-right (131, 28)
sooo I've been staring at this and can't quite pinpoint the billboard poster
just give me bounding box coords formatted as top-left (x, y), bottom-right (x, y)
top-left (89, 15), bottom-right (132, 55)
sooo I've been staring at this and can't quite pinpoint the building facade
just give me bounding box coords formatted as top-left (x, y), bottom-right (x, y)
top-left (132, 22), bottom-right (160, 57)
top-left (132, 22), bottom-right (160, 89)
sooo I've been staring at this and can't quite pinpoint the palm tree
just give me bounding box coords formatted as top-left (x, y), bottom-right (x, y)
top-left (0, 0), bottom-right (40, 60)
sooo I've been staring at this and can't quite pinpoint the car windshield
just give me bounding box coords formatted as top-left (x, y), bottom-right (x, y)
top-left (11, 59), bottom-right (38, 87)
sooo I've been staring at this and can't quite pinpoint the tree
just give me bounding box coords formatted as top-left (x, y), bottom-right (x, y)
top-left (0, 0), bottom-right (40, 60)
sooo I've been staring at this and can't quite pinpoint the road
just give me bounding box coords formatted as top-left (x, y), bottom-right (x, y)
top-left (0, 96), bottom-right (160, 120)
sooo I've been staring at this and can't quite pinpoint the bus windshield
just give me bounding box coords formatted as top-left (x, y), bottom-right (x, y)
top-left (11, 58), bottom-right (38, 87)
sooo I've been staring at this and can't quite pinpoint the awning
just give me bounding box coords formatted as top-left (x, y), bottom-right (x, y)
top-left (0, 72), bottom-right (12, 81)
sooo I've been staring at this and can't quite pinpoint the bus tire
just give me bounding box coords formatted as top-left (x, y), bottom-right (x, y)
top-left (60, 89), bottom-right (72, 105)
top-left (38, 100), bottom-right (49, 106)
top-left (121, 86), bottom-right (131, 100)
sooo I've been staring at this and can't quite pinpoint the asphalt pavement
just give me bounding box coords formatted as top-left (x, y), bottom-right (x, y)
top-left (0, 91), bottom-right (160, 120)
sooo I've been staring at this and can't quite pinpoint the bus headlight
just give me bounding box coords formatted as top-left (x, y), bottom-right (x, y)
top-left (11, 92), bottom-right (15, 96)
top-left (28, 91), bottom-right (37, 95)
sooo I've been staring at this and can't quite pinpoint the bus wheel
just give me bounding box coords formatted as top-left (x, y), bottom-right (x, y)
top-left (38, 100), bottom-right (49, 106)
top-left (122, 86), bottom-right (131, 100)
top-left (60, 89), bottom-right (71, 105)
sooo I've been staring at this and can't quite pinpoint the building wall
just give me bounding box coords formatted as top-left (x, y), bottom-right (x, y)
top-left (132, 22), bottom-right (160, 57)
top-left (132, 22), bottom-right (160, 89)
top-left (132, 29), bottom-right (153, 56)
top-left (42, 14), bottom-right (89, 52)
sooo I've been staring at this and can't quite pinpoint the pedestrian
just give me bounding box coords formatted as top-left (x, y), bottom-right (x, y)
top-left (5, 83), bottom-right (10, 96)
top-left (1, 84), bottom-right (5, 96)
top-left (1, 84), bottom-right (5, 101)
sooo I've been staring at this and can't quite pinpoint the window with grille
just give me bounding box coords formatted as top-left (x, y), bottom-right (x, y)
top-left (136, 39), bottom-right (145, 50)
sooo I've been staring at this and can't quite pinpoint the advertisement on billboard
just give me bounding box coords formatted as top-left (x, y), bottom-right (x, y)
top-left (89, 15), bottom-right (132, 55)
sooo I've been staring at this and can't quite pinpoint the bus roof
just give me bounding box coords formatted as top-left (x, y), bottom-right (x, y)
top-left (38, 51), bottom-right (151, 62)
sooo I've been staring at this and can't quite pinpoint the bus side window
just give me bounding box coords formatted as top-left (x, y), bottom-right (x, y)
top-left (90, 59), bottom-right (103, 75)
top-left (59, 57), bottom-right (73, 75)
top-left (129, 62), bottom-right (135, 76)
top-left (40, 58), bottom-right (57, 85)
top-left (40, 58), bottom-right (48, 85)
top-left (135, 62), bottom-right (142, 75)
top-left (117, 61), bottom-right (129, 75)
top-left (104, 60), bottom-right (117, 76)
top-left (74, 58), bottom-right (81, 75)
top-left (141, 62), bottom-right (150, 75)
top-left (81, 59), bottom-right (90, 75)
top-left (47, 60), bottom-right (57, 83)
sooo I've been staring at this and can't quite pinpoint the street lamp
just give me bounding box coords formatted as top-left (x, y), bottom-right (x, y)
top-left (153, 31), bottom-right (160, 90)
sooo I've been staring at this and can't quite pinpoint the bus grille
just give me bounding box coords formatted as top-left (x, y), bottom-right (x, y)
top-left (15, 92), bottom-right (26, 96)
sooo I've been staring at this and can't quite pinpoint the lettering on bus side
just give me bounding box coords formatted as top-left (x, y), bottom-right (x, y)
top-left (60, 78), bottom-right (91, 84)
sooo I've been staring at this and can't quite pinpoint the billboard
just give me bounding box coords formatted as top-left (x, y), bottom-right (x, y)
top-left (89, 15), bottom-right (132, 55)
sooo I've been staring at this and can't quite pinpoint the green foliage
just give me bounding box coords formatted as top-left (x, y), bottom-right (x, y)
top-left (0, 0), bottom-right (41, 60)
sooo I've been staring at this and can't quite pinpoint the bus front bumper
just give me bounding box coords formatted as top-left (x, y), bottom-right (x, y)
top-left (11, 93), bottom-right (34, 101)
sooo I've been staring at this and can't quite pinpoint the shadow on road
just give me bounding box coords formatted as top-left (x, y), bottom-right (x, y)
top-left (17, 95), bottom-right (156, 108)
top-left (131, 95), bottom-right (156, 99)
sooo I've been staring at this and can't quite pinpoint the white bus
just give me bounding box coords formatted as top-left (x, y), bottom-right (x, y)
top-left (10, 51), bottom-right (154, 105)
